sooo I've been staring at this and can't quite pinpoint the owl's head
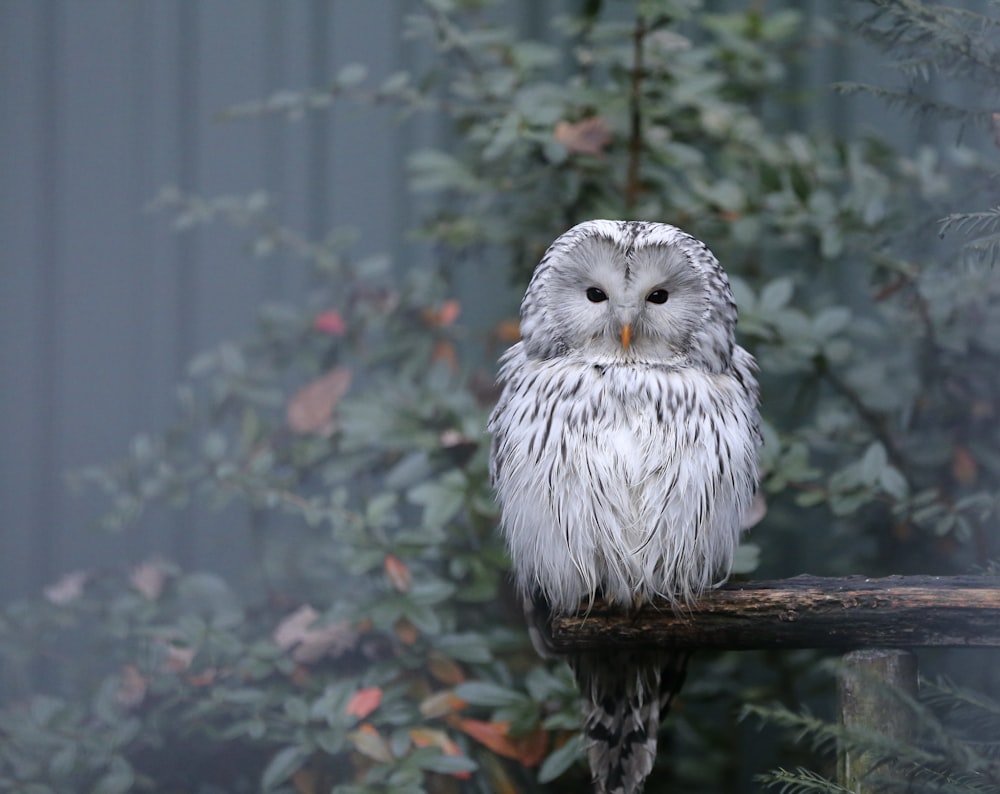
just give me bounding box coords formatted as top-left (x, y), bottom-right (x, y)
top-left (518, 220), bottom-right (738, 371)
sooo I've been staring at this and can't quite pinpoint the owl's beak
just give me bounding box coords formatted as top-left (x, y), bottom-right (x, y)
top-left (620, 323), bottom-right (632, 350)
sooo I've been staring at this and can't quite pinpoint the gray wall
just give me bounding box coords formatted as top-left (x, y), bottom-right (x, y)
top-left (0, 1), bottom-right (944, 601)
top-left (0, 1), bottom-right (427, 599)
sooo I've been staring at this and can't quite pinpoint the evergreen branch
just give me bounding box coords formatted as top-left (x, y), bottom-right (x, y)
top-left (853, 0), bottom-right (1000, 86)
top-left (757, 766), bottom-right (855, 794)
top-left (939, 207), bottom-right (1000, 239)
top-left (835, 83), bottom-right (996, 127)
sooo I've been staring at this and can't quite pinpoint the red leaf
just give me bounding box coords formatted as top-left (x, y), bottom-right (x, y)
top-left (345, 687), bottom-right (383, 720)
top-left (423, 299), bottom-right (461, 327)
top-left (313, 310), bottom-right (346, 336)
top-left (384, 554), bottom-right (412, 592)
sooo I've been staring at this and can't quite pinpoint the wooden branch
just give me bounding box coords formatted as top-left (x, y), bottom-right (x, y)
top-left (548, 575), bottom-right (1000, 652)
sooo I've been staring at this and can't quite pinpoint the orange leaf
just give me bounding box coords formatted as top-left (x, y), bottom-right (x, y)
top-left (384, 554), bottom-right (412, 592)
top-left (423, 299), bottom-right (461, 327)
top-left (287, 367), bottom-right (351, 435)
top-left (427, 652), bottom-right (466, 686)
top-left (116, 664), bottom-right (148, 709)
top-left (292, 768), bottom-right (320, 794)
top-left (452, 719), bottom-right (520, 760)
top-left (313, 310), bottom-right (346, 336)
top-left (952, 445), bottom-right (978, 486)
top-left (348, 723), bottom-right (394, 763)
top-left (452, 719), bottom-right (548, 767)
top-left (187, 669), bottom-right (218, 687)
top-left (409, 727), bottom-right (472, 780)
top-left (511, 727), bottom-right (549, 768)
top-left (554, 116), bottom-right (613, 156)
top-left (431, 340), bottom-right (459, 371)
top-left (419, 689), bottom-right (467, 719)
top-left (345, 687), bottom-right (383, 720)
top-left (395, 617), bottom-right (420, 645)
top-left (494, 319), bottom-right (521, 343)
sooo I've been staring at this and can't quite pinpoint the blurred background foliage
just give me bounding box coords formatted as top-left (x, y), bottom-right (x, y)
top-left (2, 0), bottom-right (999, 792)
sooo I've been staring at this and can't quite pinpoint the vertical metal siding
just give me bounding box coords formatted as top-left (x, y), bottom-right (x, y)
top-left (0, 1), bottom-right (971, 601)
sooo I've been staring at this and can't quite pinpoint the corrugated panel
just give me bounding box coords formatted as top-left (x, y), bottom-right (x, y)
top-left (0, 1), bottom-right (419, 599)
top-left (0, 1), bottom-right (972, 601)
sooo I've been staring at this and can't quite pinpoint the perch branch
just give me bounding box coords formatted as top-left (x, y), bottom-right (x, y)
top-left (548, 575), bottom-right (1000, 652)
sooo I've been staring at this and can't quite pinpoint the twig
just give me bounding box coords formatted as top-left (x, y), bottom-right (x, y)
top-left (624, 14), bottom-right (647, 212)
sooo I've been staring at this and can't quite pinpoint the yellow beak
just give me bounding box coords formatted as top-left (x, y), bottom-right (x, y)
top-left (620, 323), bottom-right (632, 350)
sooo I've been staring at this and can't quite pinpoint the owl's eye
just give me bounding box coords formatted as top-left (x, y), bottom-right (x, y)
top-left (646, 289), bottom-right (669, 304)
top-left (586, 287), bottom-right (608, 303)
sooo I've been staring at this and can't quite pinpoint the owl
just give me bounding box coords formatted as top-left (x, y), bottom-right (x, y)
top-left (488, 220), bottom-right (761, 794)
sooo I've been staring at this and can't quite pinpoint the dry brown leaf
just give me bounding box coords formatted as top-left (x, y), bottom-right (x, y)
top-left (291, 768), bottom-right (321, 794)
top-left (287, 367), bottom-right (352, 435)
top-left (43, 571), bottom-right (89, 605)
top-left (394, 617), bottom-right (420, 646)
top-left (187, 669), bottom-right (218, 687)
top-left (273, 604), bottom-right (358, 664)
top-left (161, 644), bottom-right (196, 674)
top-left (494, 319), bottom-right (521, 343)
top-left (952, 445), bottom-right (978, 486)
top-left (130, 558), bottom-right (169, 600)
top-left (554, 116), bottom-right (613, 156)
top-left (116, 663), bottom-right (148, 709)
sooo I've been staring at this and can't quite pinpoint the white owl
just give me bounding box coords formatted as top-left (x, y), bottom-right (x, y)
top-left (488, 220), bottom-right (761, 794)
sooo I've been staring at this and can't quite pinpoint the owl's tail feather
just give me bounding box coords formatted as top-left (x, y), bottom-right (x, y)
top-left (573, 651), bottom-right (689, 794)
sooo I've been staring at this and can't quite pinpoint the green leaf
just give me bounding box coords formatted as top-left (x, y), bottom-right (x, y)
top-left (261, 746), bottom-right (308, 791)
top-left (538, 734), bottom-right (584, 783)
top-left (760, 278), bottom-right (794, 312)
top-left (414, 750), bottom-right (478, 775)
top-left (92, 757), bottom-right (135, 794)
top-left (859, 442), bottom-right (888, 485)
top-left (454, 681), bottom-right (529, 708)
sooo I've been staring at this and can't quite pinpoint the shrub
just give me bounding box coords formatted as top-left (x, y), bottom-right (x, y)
top-left (2, 1), bottom-right (997, 792)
